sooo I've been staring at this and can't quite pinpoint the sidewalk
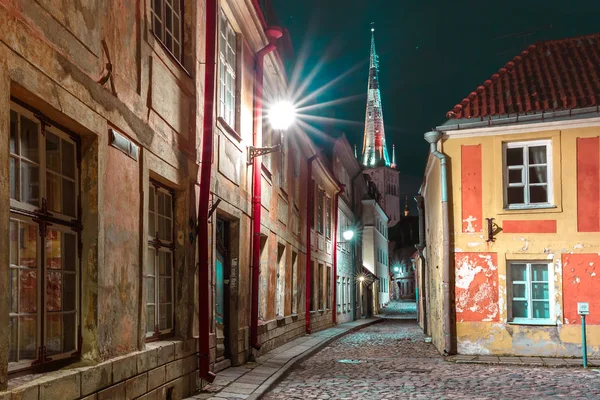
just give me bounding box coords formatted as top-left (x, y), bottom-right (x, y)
top-left (447, 354), bottom-right (600, 368)
top-left (186, 318), bottom-right (381, 400)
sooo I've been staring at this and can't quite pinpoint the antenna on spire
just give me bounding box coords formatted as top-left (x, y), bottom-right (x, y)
top-left (354, 144), bottom-right (358, 159)
top-left (371, 22), bottom-right (375, 32)
top-left (390, 144), bottom-right (396, 169)
top-left (404, 196), bottom-right (410, 217)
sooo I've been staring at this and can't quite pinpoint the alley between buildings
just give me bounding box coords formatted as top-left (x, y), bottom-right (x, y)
top-left (262, 301), bottom-right (600, 400)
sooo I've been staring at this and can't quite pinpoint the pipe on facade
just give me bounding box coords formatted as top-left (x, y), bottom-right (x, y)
top-left (305, 154), bottom-right (319, 333)
top-left (197, 0), bottom-right (218, 383)
top-left (414, 195), bottom-right (428, 336)
top-left (424, 130), bottom-right (455, 355)
top-left (332, 185), bottom-right (345, 324)
top-left (250, 28), bottom-right (283, 351)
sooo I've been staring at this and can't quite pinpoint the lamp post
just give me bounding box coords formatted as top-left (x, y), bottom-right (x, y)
top-left (249, 100), bottom-right (295, 350)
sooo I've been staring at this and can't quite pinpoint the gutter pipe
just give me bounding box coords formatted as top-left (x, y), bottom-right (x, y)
top-left (423, 130), bottom-right (455, 355)
top-left (305, 154), bottom-right (319, 333)
top-left (197, 0), bottom-right (218, 383)
top-left (414, 195), bottom-right (428, 336)
top-left (250, 28), bottom-right (283, 351)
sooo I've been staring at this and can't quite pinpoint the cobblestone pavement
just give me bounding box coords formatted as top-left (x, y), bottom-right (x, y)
top-left (376, 301), bottom-right (417, 319)
top-left (263, 314), bottom-right (600, 399)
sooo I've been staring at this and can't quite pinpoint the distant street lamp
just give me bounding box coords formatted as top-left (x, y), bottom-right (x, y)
top-left (342, 229), bottom-right (355, 241)
top-left (359, 276), bottom-right (365, 282)
top-left (393, 267), bottom-right (400, 273)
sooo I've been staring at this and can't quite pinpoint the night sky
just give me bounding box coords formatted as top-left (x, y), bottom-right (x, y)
top-left (272, 0), bottom-right (600, 209)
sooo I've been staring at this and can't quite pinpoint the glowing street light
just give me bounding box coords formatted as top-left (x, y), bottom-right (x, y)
top-left (342, 229), bottom-right (355, 241)
top-left (268, 101), bottom-right (297, 131)
top-left (359, 276), bottom-right (365, 282)
top-left (393, 267), bottom-right (400, 273)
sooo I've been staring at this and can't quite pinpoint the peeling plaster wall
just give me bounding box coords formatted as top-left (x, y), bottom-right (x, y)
top-left (455, 253), bottom-right (499, 322)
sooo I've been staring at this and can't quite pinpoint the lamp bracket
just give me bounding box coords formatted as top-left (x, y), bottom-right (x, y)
top-left (247, 145), bottom-right (281, 164)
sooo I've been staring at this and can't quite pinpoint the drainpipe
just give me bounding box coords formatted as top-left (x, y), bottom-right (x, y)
top-left (197, 0), bottom-right (218, 383)
top-left (250, 27), bottom-right (283, 351)
top-left (332, 185), bottom-right (345, 324)
top-left (305, 154), bottom-right (319, 333)
top-left (423, 130), bottom-right (455, 355)
top-left (414, 195), bottom-right (428, 336)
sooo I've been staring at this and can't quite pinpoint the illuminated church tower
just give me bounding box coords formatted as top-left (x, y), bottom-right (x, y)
top-left (361, 23), bottom-right (401, 226)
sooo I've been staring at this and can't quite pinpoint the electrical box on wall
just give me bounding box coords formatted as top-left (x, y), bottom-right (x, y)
top-left (109, 128), bottom-right (139, 161)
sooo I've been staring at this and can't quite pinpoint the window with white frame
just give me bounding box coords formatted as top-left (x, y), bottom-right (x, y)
top-left (9, 103), bottom-right (79, 371)
top-left (337, 277), bottom-right (341, 314)
top-left (325, 196), bottom-right (331, 239)
top-left (509, 262), bottom-right (553, 324)
top-left (150, 0), bottom-right (183, 61)
top-left (504, 140), bottom-right (552, 208)
top-left (218, 11), bottom-right (237, 128)
top-left (146, 183), bottom-right (175, 339)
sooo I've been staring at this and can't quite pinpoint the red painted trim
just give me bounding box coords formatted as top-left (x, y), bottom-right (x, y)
top-left (562, 254), bottom-right (600, 325)
top-left (461, 145), bottom-right (482, 233)
top-left (502, 220), bottom-right (557, 233)
top-left (198, 0), bottom-right (217, 383)
top-left (305, 156), bottom-right (318, 334)
top-left (332, 186), bottom-right (345, 324)
top-left (250, 43), bottom-right (278, 351)
top-left (577, 137), bottom-right (600, 232)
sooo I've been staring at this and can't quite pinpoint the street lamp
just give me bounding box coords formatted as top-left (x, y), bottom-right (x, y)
top-left (247, 100), bottom-right (296, 164)
top-left (342, 229), bottom-right (354, 241)
top-left (393, 267), bottom-right (400, 273)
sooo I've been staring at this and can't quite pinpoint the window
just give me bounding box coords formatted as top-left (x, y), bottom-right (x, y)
top-left (9, 104), bottom-right (79, 371)
top-left (218, 11), bottom-right (237, 127)
top-left (504, 140), bottom-right (552, 208)
top-left (279, 134), bottom-right (287, 190)
top-left (318, 264), bottom-right (324, 310)
top-left (310, 180), bottom-right (316, 229)
top-left (509, 262), bottom-right (553, 324)
top-left (326, 267), bottom-right (332, 309)
top-left (310, 261), bottom-right (316, 311)
top-left (325, 196), bottom-right (331, 239)
top-left (337, 277), bottom-right (341, 314)
top-left (317, 189), bottom-right (324, 234)
top-left (150, 0), bottom-right (183, 61)
top-left (276, 243), bottom-right (285, 316)
top-left (146, 183), bottom-right (175, 338)
top-left (291, 252), bottom-right (298, 314)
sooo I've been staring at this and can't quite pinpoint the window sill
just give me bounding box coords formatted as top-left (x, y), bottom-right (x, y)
top-left (498, 204), bottom-right (560, 215)
top-left (217, 117), bottom-right (242, 143)
top-left (508, 319), bottom-right (556, 326)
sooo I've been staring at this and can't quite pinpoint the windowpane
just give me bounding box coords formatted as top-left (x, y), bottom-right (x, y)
top-left (47, 271), bottom-right (62, 312)
top-left (19, 316), bottom-right (37, 360)
top-left (507, 186), bottom-right (524, 204)
top-left (532, 283), bottom-right (549, 300)
top-left (529, 146), bottom-right (547, 164)
top-left (63, 273), bottom-right (76, 311)
top-left (62, 178), bottom-right (76, 217)
top-left (21, 162), bottom-right (39, 206)
top-left (47, 173), bottom-right (62, 213)
top-left (512, 300), bottom-right (528, 318)
top-left (153, 17), bottom-right (163, 40)
top-left (46, 229), bottom-right (62, 270)
top-left (9, 269), bottom-right (18, 314)
top-left (153, 0), bottom-right (162, 18)
top-left (165, 4), bottom-right (172, 32)
top-left (9, 318), bottom-right (16, 362)
top-left (508, 169), bottom-right (522, 184)
top-left (46, 314), bottom-right (62, 355)
top-left (20, 270), bottom-right (37, 313)
top-left (10, 157), bottom-right (18, 200)
top-left (146, 248), bottom-right (156, 275)
top-left (147, 277), bottom-right (156, 303)
top-left (532, 301), bottom-right (550, 319)
top-left (20, 116), bottom-right (39, 162)
top-left (63, 313), bottom-right (76, 352)
top-left (512, 283), bottom-right (526, 299)
top-left (529, 185), bottom-right (548, 203)
top-left (506, 147), bottom-right (523, 166)
top-left (147, 305), bottom-right (155, 334)
top-left (159, 304), bottom-right (167, 330)
top-left (10, 220), bottom-right (18, 265)
top-left (61, 140), bottom-right (75, 179)
top-left (46, 132), bottom-right (61, 173)
top-left (166, 308), bottom-right (173, 329)
top-left (531, 264), bottom-right (549, 281)
top-left (10, 110), bottom-right (18, 154)
top-left (63, 233), bottom-right (77, 271)
top-left (512, 264), bottom-right (527, 281)
top-left (529, 166), bottom-right (547, 183)
top-left (19, 222), bottom-right (37, 268)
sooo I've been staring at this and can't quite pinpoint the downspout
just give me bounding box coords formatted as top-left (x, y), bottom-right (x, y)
top-left (250, 27), bottom-right (283, 351)
top-left (414, 195), bottom-right (428, 336)
top-left (197, 0), bottom-right (218, 383)
top-left (305, 154), bottom-right (319, 333)
top-left (332, 185), bottom-right (345, 324)
top-left (424, 130), bottom-right (455, 355)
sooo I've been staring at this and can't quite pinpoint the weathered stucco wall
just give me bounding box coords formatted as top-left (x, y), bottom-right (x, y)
top-left (441, 125), bottom-right (600, 357)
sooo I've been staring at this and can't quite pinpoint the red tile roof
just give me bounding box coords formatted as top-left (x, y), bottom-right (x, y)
top-left (447, 33), bottom-right (600, 120)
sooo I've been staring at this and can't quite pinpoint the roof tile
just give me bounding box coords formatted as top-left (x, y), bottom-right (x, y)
top-left (447, 33), bottom-right (600, 119)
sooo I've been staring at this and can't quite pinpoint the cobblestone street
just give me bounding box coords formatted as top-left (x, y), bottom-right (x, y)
top-left (263, 303), bottom-right (600, 400)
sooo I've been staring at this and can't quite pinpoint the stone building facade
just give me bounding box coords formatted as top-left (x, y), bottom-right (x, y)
top-left (0, 0), bottom-right (340, 399)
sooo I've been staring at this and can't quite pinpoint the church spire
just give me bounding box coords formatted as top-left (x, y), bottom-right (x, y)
top-left (354, 144), bottom-right (358, 159)
top-left (391, 144), bottom-right (396, 169)
top-left (361, 22), bottom-right (391, 168)
top-left (404, 196), bottom-right (410, 217)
